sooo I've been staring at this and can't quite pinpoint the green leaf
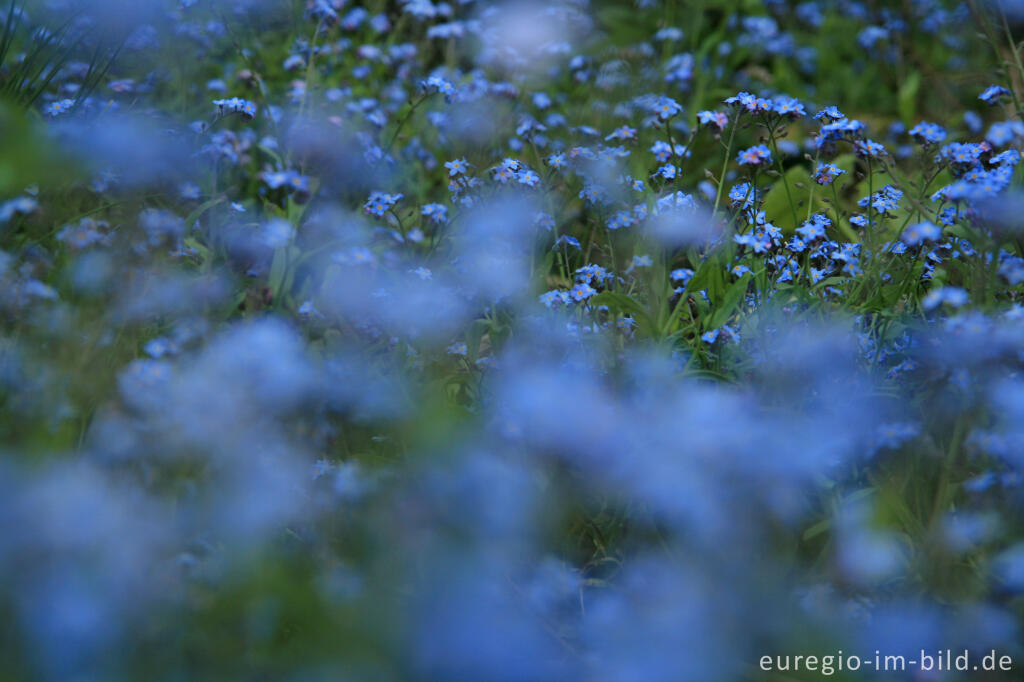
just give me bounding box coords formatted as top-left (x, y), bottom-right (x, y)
top-left (761, 165), bottom-right (837, 233)
top-left (897, 70), bottom-right (922, 125)
top-left (685, 255), bottom-right (715, 293)
top-left (802, 518), bottom-right (831, 542)
top-left (0, 104), bottom-right (64, 193)
top-left (707, 275), bottom-right (749, 329)
top-left (183, 236), bottom-right (210, 263)
top-left (465, 319), bottom-right (489, 361)
top-left (590, 291), bottom-right (657, 337)
top-left (184, 196), bottom-right (224, 232)
top-left (268, 246), bottom-right (289, 296)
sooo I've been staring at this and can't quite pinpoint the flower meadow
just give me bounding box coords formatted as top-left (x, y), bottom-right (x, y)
top-left (9, 0), bottom-right (1024, 679)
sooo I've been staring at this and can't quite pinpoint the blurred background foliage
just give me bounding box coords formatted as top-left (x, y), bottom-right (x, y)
top-left (1, 1), bottom-right (1024, 681)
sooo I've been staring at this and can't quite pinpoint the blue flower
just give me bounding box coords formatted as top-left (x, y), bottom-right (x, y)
top-left (979, 84), bottom-right (1011, 105)
top-left (900, 221), bottom-right (942, 246)
top-left (578, 183), bottom-right (604, 204)
top-left (656, 191), bottom-right (696, 213)
top-left (0, 196), bottom-right (39, 222)
top-left (814, 163), bottom-right (845, 185)
top-left (516, 170), bottom-right (540, 187)
top-left (607, 210), bottom-right (634, 231)
top-left (785, 236), bottom-right (807, 253)
top-left (733, 233), bottom-right (771, 253)
top-left (816, 117), bottom-right (866, 148)
top-left (771, 95), bottom-right (805, 118)
top-left (421, 75), bottom-right (457, 102)
top-left (654, 163), bottom-right (677, 179)
top-left (729, 183), bottom-right (758, 209)
top-left (670, 268), bottom-right (694, 285)
top-left (991, 149), bottom-right (1020, 166)
top-left (575, 264), bottom-right (610, 284)
top-left (605, 126), bottom-right (636, 141)
top-left (654, 26), bottom-right (684, 41)
top-left (553, 235), bottom-right (581, 251)
top-left (333, 246), bottom-right (377, 266)
top-left (421, 203), bottom-right (448, 223)
top-left (57, 218), bottom-right (106, 250)
top-left (43, 99), bottom-right (76, 117)
top-left (922, 286), bottom-right (968, 310)
top-left (857, 25), bottom-right (889, 49)
top-left (872, 422), bottom-right (920, 452)
top-left (795, 214), bottom-right (831, 241)
top-left (364, 191), bottom-right (403, 217)
top-left (814, 105), bottom-right (845, 122)
top-left (445, 158), bottom-right (471, 176)
top-left (725, 91), bottom-right (771, 113)
top-left (539, 290), bottom-right (570, 308)
top-left (118, 358), bottom-right (172, 409)
top-left (964, 110), bottom-right (983, 133)
top-left (534, 213), bottom-right (555, 231)
top-left (993, 544), bottom-right (1024, 591)
top-left (260, 219), bottom-right (294, 249)
top-left (213, 97), bottom-right (257, 120)
top-left (696, 110), bottom-right (729, 130)
top-left (731, 264), bottom-right (752, 277)
top-left (263, 170), bottom-right (310, 194)
top-left (569, 282), bottom-right (597, 301)
top-left (737, 144), bottom-right (771, 166)
top-left (311, 459), bottom-right (334, 480)
top-left (651, 96), bottom-right (682, 120)
top-left (143, 337), bottom-right (179, 359)
top-left (908, 121), bottom-right (946, 145)
top-left (492, 158), bottom-right (520, 184)
top-left (650, 140), bottom-right (674, 162)
top-left (854, 139), bottom-right (887, 158)
top-left (986, 121), bottom-right (1024, 147)
top-left (859, 185), bottom-right (903, 213)
top-left (938, 142), bottom-right (985, 168)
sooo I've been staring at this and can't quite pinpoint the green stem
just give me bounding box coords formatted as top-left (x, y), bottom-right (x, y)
top-left (830, 182), bottom-right (842, 236)
top-left (386, 93), bottom-right (433, 154)
top-left (712, 109), bottom-right (741, 217)
top-left (767, 123), bottom-right (800, 228)
top-left (930, 417), bottom-right (965, 525)
top-left (806, 149), bottom-right (821, 222)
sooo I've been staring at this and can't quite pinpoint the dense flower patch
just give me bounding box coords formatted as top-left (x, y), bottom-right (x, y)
top-left (4, 0), bottom-right (1024, 679)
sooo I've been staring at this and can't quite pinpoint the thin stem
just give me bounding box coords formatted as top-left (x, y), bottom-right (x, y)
top-left (386, 93), bottom-right (432, 154)
top-left (712, 109), bottom-right (741, 216)
top-left (830, 182), bottom-right (842, 234)
top-left (999, 8), bottom-right (1024, 114)
top-left (297, 17), bottom-right (327, 124)
top-left (806, 149), bottom-right (821, 221)
top-left (767, 121), bottom-right (800, 228)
